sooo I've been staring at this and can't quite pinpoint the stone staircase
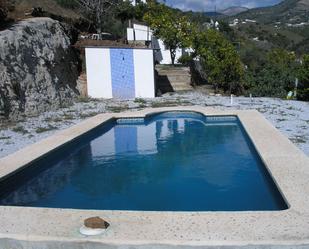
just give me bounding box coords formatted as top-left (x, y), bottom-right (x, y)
top-left (156, 65), bottom-right (193, 94)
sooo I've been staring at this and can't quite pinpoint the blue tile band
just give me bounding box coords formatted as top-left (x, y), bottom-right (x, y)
top-left (116, 118), bottom-right (145, 124)
top-left (110, 49), bottom-right (135, 99)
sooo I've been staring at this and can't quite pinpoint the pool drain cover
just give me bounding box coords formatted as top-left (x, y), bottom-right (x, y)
top-left (80, 217), bottom-right (109, 236)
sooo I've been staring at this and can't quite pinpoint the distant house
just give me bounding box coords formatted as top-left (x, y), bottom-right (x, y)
top-left (129, 0), bottom-right (147, 6)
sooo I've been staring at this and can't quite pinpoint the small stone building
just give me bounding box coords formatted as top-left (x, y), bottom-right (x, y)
top-left (85, 46), bottom-right (155, 99)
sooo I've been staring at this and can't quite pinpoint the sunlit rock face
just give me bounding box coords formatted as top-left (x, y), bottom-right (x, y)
top-left (0, 17), bottom-right (80, 119)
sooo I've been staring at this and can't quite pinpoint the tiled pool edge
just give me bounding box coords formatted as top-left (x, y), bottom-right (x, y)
top-left (0, 106), bottom-right (309, 249)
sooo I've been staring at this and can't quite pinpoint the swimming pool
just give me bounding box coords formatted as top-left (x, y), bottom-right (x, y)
top-left (0, 112), bottom-right (287, 211)
top-left (1, 107), bottom-right (309, 248)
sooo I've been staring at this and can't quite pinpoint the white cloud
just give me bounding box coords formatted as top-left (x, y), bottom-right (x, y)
top-left (162, 0), bottom-right (282, 11)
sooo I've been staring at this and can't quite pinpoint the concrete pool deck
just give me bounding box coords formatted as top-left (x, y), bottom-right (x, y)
top-left (0, 106), bottom-right (309, 248)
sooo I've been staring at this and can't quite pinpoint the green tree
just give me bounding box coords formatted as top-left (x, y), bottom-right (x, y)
top-left (144, 2), bottom-right (195, 65)
top-left (248, 49), bottom-right (298, 97)
top-left (116, 0), bottom-right (135, 25)
top-left (134, 1), bottom-right (148, 21)
top-left (193, 29), bottom-right (244, 94)
top-left (298, 54), bottom-right (309, 101)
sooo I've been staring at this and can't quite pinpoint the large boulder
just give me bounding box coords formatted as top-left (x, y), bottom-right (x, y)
top-left (0, 17), bottom-right (80, 119)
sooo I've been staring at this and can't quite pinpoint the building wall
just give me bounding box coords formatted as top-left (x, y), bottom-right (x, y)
top-left (85, 47), bottom-right (155, 99)
top-left (152, 38), bottom-right (184, 65)
top-left (134, 24), bottom-right (152, 41)
top-left (127, 28), bottom-right (135, 41)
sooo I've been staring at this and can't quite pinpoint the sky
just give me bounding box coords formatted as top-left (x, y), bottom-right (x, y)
top-left (160, 0), bottom-right (283, 11)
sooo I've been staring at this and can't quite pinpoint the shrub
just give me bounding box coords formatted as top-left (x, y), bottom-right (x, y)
top-left (177, 54), bottom-right (192, 65)
top-left (298, 88), bottom-right (309, 100)
top-left (0, 0), bottom-right (8, 24)
top-left (246, 49), bottom-right (299, 98)
top-left (297, 54), bottom-right (309, 101)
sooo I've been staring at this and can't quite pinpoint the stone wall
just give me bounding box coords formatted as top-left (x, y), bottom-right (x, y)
top-left (0, 17), bottom-right (80, 120)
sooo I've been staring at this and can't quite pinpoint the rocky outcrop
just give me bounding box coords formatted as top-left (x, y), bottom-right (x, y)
top-left (0, 17), bottom-right (80, 119)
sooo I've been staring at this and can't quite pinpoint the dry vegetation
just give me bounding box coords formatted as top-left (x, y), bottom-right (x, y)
top-left (7, 0), bottom-right (82, 21)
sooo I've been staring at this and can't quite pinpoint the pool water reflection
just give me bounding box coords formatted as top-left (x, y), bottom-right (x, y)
top-left (0, 112), bottom-right (287, 211)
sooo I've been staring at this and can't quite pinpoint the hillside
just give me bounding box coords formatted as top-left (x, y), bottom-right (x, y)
top-left (219, 6), bottom-right (249, 16)
top-left (235, 0), bottom-right (309, 24)
top-left (7, 0), bottom-right (85, 22)
top-left (223, 0), bottom-right (309, 55)
top-left (203, 11), bottom-right (225, 18)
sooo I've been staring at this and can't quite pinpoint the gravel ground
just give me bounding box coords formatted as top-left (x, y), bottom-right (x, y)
top-left (0, 91), bottom-right (308, 158)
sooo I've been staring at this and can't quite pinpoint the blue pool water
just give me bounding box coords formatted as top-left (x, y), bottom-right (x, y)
top-left (0, 112), bottom-right (287, 211)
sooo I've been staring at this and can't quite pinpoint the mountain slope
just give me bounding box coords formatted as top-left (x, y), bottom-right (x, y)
top-left (227, 0), bottom-right (309, 54)
top-left (220, 6), bottom-right (249, 16)
top-left (204, 11), bottom-right (225, 18)
top-left (235, 0), bottom-right (309, 24)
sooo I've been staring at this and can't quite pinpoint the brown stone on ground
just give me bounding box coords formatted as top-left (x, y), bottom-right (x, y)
top-left (84, 217), bottom-right (109, 229)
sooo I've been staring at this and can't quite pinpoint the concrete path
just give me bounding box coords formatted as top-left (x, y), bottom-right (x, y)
top-left (0, 91), bottom-right (308, 158)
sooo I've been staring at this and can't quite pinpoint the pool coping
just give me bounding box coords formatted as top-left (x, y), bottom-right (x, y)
top-left (0, 106), bottom-right (309, 248)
